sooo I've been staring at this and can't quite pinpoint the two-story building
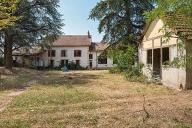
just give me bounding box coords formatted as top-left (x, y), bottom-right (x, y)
top-left (13, 34), bottom-right (113, 69)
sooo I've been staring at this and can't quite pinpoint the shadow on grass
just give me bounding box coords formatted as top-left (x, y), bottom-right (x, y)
top-left (0, 68), bottom-right (39, 91)
top-left (38, 72), bottom-right (100, 88)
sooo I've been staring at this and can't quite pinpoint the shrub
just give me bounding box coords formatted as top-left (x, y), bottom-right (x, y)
top-left (67, 62), bottom-right (86, 70)
top-left (109, 66), bottom-right (122, 74)
top-left (108, 45), bottom-right (150, 83)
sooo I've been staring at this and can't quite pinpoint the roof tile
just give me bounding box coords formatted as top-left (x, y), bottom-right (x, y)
top-left (53, 35), bottom-right (91, 46)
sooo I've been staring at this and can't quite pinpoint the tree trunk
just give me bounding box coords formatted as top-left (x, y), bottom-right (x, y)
top-left (4, 44), bottom-right (7, 66)
top-left (4, 32), bottom-right (13, 70)
top-left (185, 39), bottom-right (192, 90)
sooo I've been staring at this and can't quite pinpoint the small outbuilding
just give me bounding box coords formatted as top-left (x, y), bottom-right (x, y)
top-left (139, 17), bottom-right (192, 89)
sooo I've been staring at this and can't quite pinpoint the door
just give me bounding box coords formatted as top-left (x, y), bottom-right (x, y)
top-left (153, 49), bottom-right (161, 77)
top-left (89, 61), bottom-right (93, 69)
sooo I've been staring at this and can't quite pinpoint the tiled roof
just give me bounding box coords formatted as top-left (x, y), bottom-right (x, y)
top-left (53, 35), bottom-right (91, 47)
top-left (89, 42), bottom-right (110, 52)
top-left (164, 13), bottom-right (192, 39)
top-left (13, 47), bottom-right (42, 56)
top-left (141, 13), bottom-right (192, 41)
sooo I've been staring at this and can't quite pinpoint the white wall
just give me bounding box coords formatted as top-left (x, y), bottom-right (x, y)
top-left (89, 51), bottom-right (113, 69)
top-left (41, 46), bottom-right (89, 68)
top-left (139, 19), bottom-right (186, 88)
top-left (162, 68), bottom-right (186, 88)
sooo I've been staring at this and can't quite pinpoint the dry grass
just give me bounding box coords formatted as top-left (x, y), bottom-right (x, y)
top-left (0, 70), bottom-right (192, 128)
top-left (0, 68), bottom-right (39, 91)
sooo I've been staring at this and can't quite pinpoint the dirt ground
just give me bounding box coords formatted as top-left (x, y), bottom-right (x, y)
top-left (0, 70), bottom-right (192, 128)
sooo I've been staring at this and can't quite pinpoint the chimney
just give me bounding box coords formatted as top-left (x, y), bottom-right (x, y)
top-left (88, 30), bottom-right (91, 38)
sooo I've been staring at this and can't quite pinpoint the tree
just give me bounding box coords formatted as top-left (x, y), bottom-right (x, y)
top-left (0, 0), bottom-right (63, 69)
top-left (146, 0), bottom-right (192, 89)
top-left (89, 0), bottom-right (155, 44)
top-left (0, 0), bottom-right (20, 29)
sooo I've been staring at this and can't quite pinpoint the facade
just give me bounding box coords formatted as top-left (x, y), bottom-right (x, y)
top-left (13, 35), bottom-right (113, 69)
top-left (139, 19), bottom-right (186, 88)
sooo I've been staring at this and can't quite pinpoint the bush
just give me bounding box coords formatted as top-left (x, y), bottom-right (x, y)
top-left (67, 62), bottom-right (86, 70)
top-left (108, 45), bottom-right (150, 83)
top-left (109, 66), bottom-right (122, 74)
top-left (124, 73), bottom-right (150, 83)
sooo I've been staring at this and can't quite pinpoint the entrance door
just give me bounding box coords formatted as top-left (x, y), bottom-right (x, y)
top-left (89, 61), bottom-right (93, 69)
top-left (153, 49), bottom-right (161, 77)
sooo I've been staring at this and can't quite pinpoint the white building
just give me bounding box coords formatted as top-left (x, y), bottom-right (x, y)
top-left (139, 19), bottom-right (187, 89)
top-left (13, 34), bottom-right (114, 69)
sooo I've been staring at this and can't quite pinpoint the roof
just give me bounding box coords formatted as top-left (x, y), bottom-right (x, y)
top-left (53, 35), bottom-right (91, 47)
top-left (13, 47), bottom-right (43, 56)
top-left (89, 42), bottom-right (110, 52)
top-left (165, 14), bottom-right (192, 39)
top-left (141, 13), bottom-right (192, 42)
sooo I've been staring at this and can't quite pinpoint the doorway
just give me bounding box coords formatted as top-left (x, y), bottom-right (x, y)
top-left (89, 61), bottom-right (93, 69)
top-left (153, 48), bottom-right (161, 77)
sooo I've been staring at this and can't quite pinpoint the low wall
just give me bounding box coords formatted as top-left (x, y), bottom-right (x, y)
top-left (162, 68), bottom-right (186, 88)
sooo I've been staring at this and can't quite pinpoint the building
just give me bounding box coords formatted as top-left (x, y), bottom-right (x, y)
top-left (13, 34), bottom-right (113, 69)
top-left (139, 18), bottom-right (191, 89)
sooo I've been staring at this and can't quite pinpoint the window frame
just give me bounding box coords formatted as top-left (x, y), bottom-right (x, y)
top-left (48, 50), bottom-right (56, 57)
top-left (61, 50), bottom-right (67, 57)
top-left (98, 56), bottom-right (107, 64)
top-left (89, 54), bottom-right (93, 59)
top-left (74, 50), bottom-right (82, 57)
top-left (147, 49), bottom-right (152, 65)
top-left (162, 47), bottom-right (170, 64)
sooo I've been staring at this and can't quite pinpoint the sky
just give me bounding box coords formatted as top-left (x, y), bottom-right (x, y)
top-left (58, 0), bottom-right (104, 42)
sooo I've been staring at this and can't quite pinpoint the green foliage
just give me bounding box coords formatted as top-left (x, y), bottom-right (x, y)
top-left (108, 45), bottom-right (147, 83)
top-left (89, 0), bottom-right (155, 44)
top-left (1, 0), bottom-right (63, 69)
top-left (0, 0), bottom-right (20, 29)
top-left (108, 45), bottom-right (137, 72)
top-left (61, 62), bottom-right (86, 70)
top-left (145, 0), bottom-right (192, 70)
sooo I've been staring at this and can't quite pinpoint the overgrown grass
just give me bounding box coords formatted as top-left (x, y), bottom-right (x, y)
top-left (0, 70), bottom-right (191, 128)
top-left (0, 86), bottom-right (101, 128)
top-left (9, 86), bottom-right (100, 108)
top-left (0, 68), bottom-right (38, 91)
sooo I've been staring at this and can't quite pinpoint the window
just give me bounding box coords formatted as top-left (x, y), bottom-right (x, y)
top-left (60, 60), bottom-right (68, 66)
top-left (48, 50), bottom-right (56, 57)
top-left (147, 50), bottom-right (152, 64)
top-left (50, 60), bottom-right (54, 67)
top-left (98, 56), bottom-right (107, 64)
top-left (76, 60), bottom-right (80, 65)
top-left (162, 47), bottom-right (169, 64)
top-left (61, 50), bottom-right (66, 57)
top-left (74, 50), bottom-right (81, 57)
top-left (89, 54), bottom-right (93, 59)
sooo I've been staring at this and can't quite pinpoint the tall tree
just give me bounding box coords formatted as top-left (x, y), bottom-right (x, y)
top-left (0, 0), bottom-right (20, 29)
top-left (0, 0), bottom-right (63, 69)
top-left (89, 0), bottom-right (155, 44)
top-left (146, 0), bottom-right (192, 89)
